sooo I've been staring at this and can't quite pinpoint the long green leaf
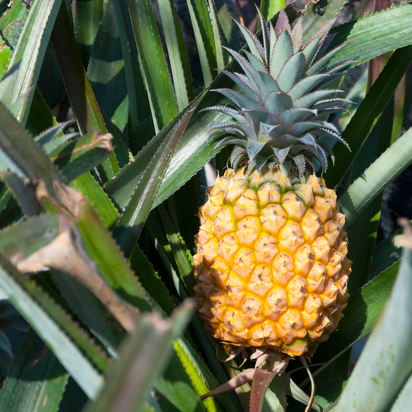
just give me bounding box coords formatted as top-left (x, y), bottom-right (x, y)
top-left (0, 45), bottom-right (10, 79)
top-left (390, 373), bottom-right (412, 412)
top-left (334, 248), bottom-right (412, 412)
top-left (261, 0), bottom-right (285, 21)
top-left (26, 89), bottom-right (59, 136)
top-left (77, 202), bottom-right (152, 313)
top-left (340, 127), bottom-right (412, 228)
top-left (0, 329), bottom-right (69, 412)
top-left (129, 244), bottom-right (176, 316)
top-left (50, 2), bottom-right (119, 182)
top-left (83, 303), bottom-right (193, 412)
top-left (158, 204), bottom-right (196, 294)
top-left (186, 0), bottom-right (214, 86)
top-left (157, 0), bottom-right (193, 110)
top-left (112, 100), bottom-right (199, 259)
top-left (72, 0), bottom-right (103, 66)
top-left (0, 173), bottom-right (41, 217)
top-left (51, 2), bottom-right (105, 137)
top-left (112, 0), bottom-right (152, 145)
top-left (145, 211), bottom-right (238, 408)
top-left (301, 0), bottom-right (346, 44)
top-left (0, 254), bottom-right (106, 399)
top-left (130, 245), bottom-right (233, 411)
top-left (0, 214), bottom-right (60, 259)
top-left (87, 0), bottom-right (130, 166)
top-left (207, 0), bottom-right (225, 70)
top-left (328, 3), bottom-right (412, 69)
top-left (325, 46), bottom-right (412, 189)
top-left (155, 347), bottom-right (208, 412)
top-left (0, 1), bottom-right (28, 49)
top-left (370, 233), bottom-right (402, 280)
top-left (125, 0), bottom-right (178, 132)
top-left (104, 90), bottom-right (222, 211)
top-left (51, 131), bottom-right (114, 182)
top-left (0, 101), bottom-right (63, 199)
top-left (70, 173), bottom-right (119, 230)
top-left (3, 0), bottom-right (62, 124)
top-left (345, 87), bottom-right (394, 294)
top-left (51, 268), bottom-right (125, 352)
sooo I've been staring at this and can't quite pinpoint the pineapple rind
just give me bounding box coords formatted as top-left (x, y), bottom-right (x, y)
top-left (193, 168), bottom-right (351, 357)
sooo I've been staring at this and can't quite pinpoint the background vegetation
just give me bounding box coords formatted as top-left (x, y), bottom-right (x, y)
top-left (0, 0), bottom-right (411, 410)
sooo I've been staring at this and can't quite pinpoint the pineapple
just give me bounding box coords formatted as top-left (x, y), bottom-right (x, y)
top-left (193, 9), bottom-right (352, 357)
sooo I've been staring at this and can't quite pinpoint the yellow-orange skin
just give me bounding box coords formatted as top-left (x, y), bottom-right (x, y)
top-left (193, 168), bottom-right (351, 356)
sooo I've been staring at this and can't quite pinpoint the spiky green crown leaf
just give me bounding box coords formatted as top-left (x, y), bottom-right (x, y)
top-left (208, 8), bottom-right (353, 175)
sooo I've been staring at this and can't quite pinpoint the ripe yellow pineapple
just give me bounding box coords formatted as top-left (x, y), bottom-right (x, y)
top-left (193, 9), bottom-right (352, 357)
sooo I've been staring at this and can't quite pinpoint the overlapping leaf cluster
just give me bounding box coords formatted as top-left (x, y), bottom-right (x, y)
top-left (0, 0), bottom-right (410, 411)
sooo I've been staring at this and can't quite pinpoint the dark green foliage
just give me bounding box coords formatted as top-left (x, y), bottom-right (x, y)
top-left (0, 0), bottom-right (411, 411)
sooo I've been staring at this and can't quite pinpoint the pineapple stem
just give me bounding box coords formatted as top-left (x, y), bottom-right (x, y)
top-left (300, 355), bottom-right (316, 412)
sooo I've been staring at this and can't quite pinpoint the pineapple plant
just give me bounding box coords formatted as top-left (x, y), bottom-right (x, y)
top-left (0, 0), bottom-right (411, 411)
top-left (193, 10), bottom-right (352, 360)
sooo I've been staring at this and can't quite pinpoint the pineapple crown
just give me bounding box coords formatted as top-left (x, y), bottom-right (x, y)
top-left (207, 8), bottom-right (353, 176)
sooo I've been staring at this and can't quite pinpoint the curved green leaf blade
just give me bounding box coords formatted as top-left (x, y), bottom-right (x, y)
top-left (391, 373), bottom-right (412, 412)
top-left (155, 348), bottom-right (208, 412)
top-left (325, 46), bottom-right (412, 189)
top-left (26, 89), bottom-right (59, 136)
top-left (0, 254), bottom-right (106, 399)
top-left (104, 91), bottom-right (223, 211)
top-left (51, 269), bottom-right (124, 353)
top-left (87, 0), bottom-right (130, 167)
top-left (334, 247), bottom-right (412, 412)
top-left (186, 0), bottom-right (217, 86)
top-left (157, 0), bottom-right (193, 110)
top-left (0, 45), bottom-right (11, 79)
top-left (72, 0), bottom-right (103, 66)
top-left (158, 204), bottom-right (196, 294)
top-left (126, 0), bottom-right (178, 132)
top-left (207, 0), bottom-right (225, 70)
top-left (0, 213), bottom-right (60, 260)
top-left (345, 86), bottom-right (395, 294)
top-left (34, 121), bottom-right (70, 149)
top-left (0, 329), bottom-right (69, 412)
top-left (77, 202), bottom-right (152, 313)
top-left (0, 1), bottom-right (28, 49)
top-left (3, 0), bottom-right (62, 124)
top-left (341, 126), bottom-right (412, 228)
top-left (112, 0), bottom-right (152, 145)
top-left (129, 244), bottom-right (176, 316)
top-left (0, 101), bottom-right (64, 199)
top-left (51, 131), bottom-right (114, 182)
top-left (51, 2), bottom-right (119, 182)
top-left (71, 173), bottom-right (119, 230)
top-left (370, 233), bottom-right (402, 281)
top-left (261, 0), bottom-right (285, 22)
top-left (83, 303), bottom-right (193, 412)
top-left (112, 100), bottom-right (199, 259)
top-left (301, 0), bottom-right (346, 44)
top-left (328, 3), bottom-right (412, 69)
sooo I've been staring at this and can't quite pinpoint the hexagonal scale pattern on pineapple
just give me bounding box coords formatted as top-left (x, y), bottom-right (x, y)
top-left (193, 169), bottom-right (351, 357)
